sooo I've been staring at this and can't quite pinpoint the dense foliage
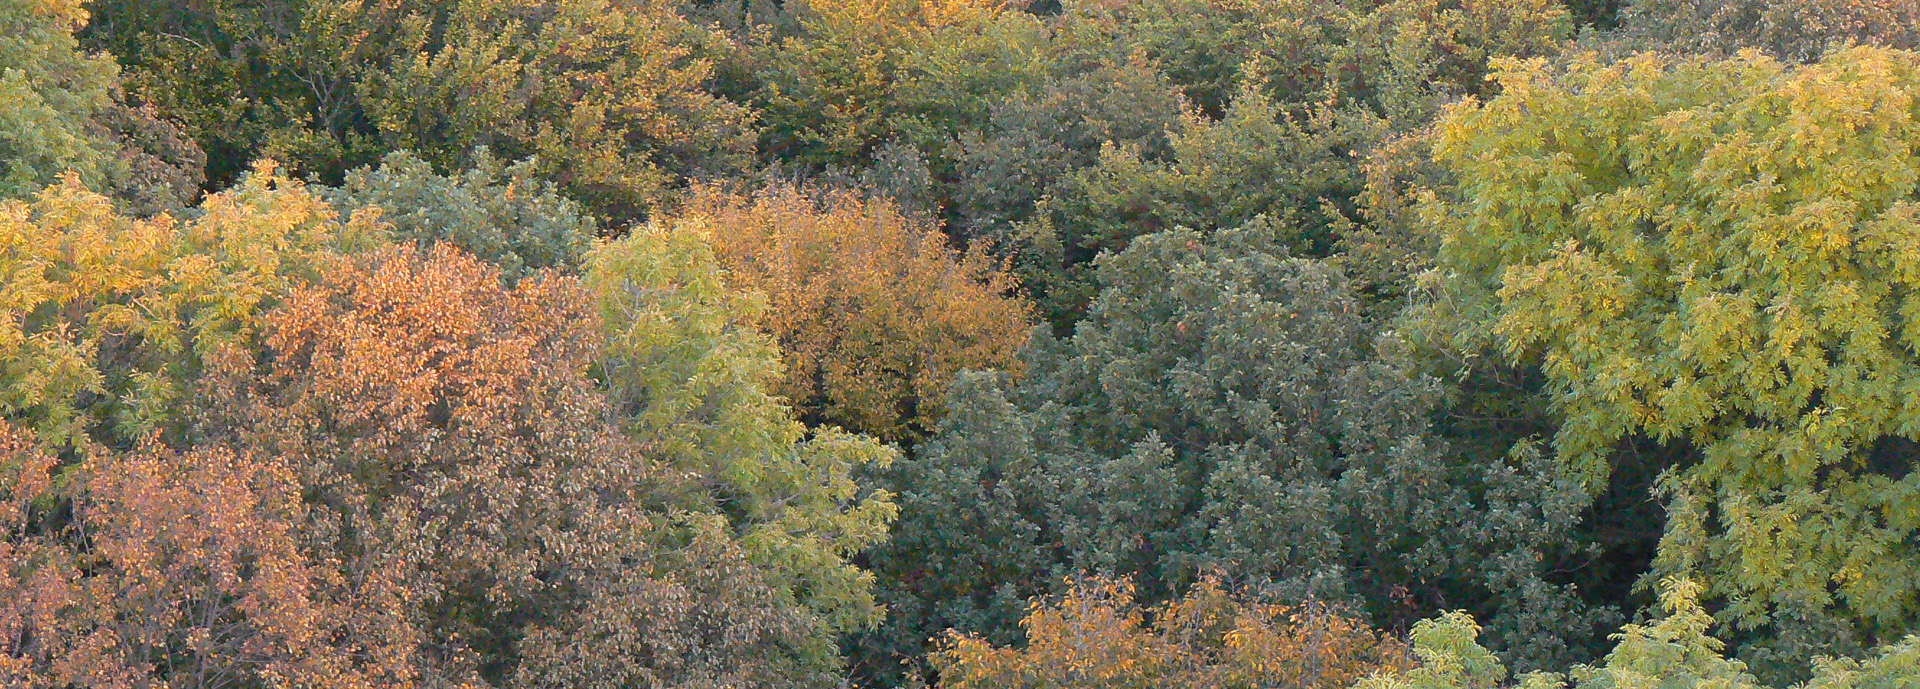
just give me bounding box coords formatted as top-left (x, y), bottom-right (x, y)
top-left (1, 0), bottom-right (201, 213)
top-left (1362, 579), bottom-right (1920, 689)
top-left (325, 150), bottom-right (597, 282)
top-left (7, 0), bottom-right (1920, 687)
top-left (1, 163), bottom-right (374, 452)
top-left (1613, 0), bottom-right (1920, 62)
top-left (81, 0), bottom-right (752, 223)
top-left (667, 185), bottom-right (1032, 444)
top-left (586, 218), bottom-right (899, 638)
top-left (0, 174), bottom-right (872, 686)
top-left (1421, 47), bottom-right (1920, 676)
top-left (935, 575), bottom-right (1410, 689)
top-left (857, 223), bottom-right (1608, 684)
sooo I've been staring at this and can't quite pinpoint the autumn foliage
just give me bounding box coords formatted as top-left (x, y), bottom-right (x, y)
top-left (15, 0), bottom-right (1920, 687)
top-left (935, 575), bottom-right (1409, 689)
top-left (0, 162), bottom-right (375, 451)
top-left (1, 422), bottom-right (389, 688)
top-left (672, 186), bottom-right (1032, 443)
top-left (2, 209), bottom-right (854, 686)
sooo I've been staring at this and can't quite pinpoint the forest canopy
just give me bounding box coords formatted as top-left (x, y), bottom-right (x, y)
top-left (6, 0), bottom-right (1920, 687)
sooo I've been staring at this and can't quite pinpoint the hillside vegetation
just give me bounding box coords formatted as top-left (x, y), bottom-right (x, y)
top-left (5, 0), bottom-right (1920, 687)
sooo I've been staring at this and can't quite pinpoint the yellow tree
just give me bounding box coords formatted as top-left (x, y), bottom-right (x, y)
top-left (1, 161), bottom-right (379, 451)
top-left (1421, 47), bottom-right (1920, 666)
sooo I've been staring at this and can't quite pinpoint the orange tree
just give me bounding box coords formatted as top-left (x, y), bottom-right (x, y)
top-left (666, 185), bottom-right (1033, 445)
top-left (934, 575), bottom-right (1408, 689)
top-left (1, 241), bottom-right (851, 687)
top-left (2, 166), bottom-right (898, 685)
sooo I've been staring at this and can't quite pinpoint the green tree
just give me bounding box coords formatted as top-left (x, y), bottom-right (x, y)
top-left (1613, 0), bottom-right (1920, 63)
top-left (325, 150), bottom-right (596, 282)
top-left (1059, 0), bottom-right (1568, 126)
top-left (1014, 78), bottom-right (1375, 324)
top-left (861, 221), bottom-right (1608, 685)
top-left (585, 221), bottom-right (899, 642)
top-left (1362, 580), bottom-right (1920, 689)
top-left (84, 0), bottom-right (753, 224)
top-left (1, 0), bottom-right (203, 214)
top-left (1, 0), bottom-right (118, 200)
top-left (960, 0), bottom-right (1570, 326)
top-left (745, 0), bottom-right (1047, 168)
top-left (1420, 47), bottom-right (1920, 672)
top-left (944, 47), bottom-right (1186, 246)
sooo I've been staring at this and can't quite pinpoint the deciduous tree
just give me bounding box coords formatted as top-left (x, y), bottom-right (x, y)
top-left (1, 161), bottom-right (377, 451)
top-left (1, 0), bottom-right (204, 214)
top-left (973, 0), bottom-right (1570, 326)
top-left (669, 186), bottom-right (1033, 444)
top-left (3, 242), bottom-right (849, 687)
top-left (585, 221), bottom-right (900, 637)
top-left (0, 421), bottom-right (407, 688)
top-left (84, 0), bottom-right (754, 224)
top-left (1, 0), bottom-right (118, 200)
top-left (934, 575), bottom-right (1409, 689)
top-left (746, 0), bottom-right (1044, 167)
top-left (1420, 46), bottom-right (1920, 672)
top-left (1362, 580), bottom-right (1920, 689)
top-left (1615, 0), bottom-right (1920, 63)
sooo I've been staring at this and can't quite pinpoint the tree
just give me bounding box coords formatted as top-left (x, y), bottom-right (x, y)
top-left (860, 222), bottom-right (1608, 684)
top-left (944, 47), bottom-right (1186, 247)
top-left (584, 221), bottom-right (900, 638)
top-left (850, 370), bottom-right (1055, 686)
top-left (2, 243), bottom-right (847, 687)
top-left (83, 0), bottom-right (754, 224)
top-left (1, 161), bottom-right (378, 452)
top-left (1614, 0), bottom-right (1920, 63)
top-left (224, 243), bottom-right (841, 686)
top-left (745, 0), bottom-right (1047, 168)
top-left (1058, 0), bottom-right (1569, 127)
top-left (358, 0), bottom-right (755, 223)
top-left (668, 186), bottom-right (1033, 445)
top-left (326, 150), bottom-right (597, 282)
top-left (1014, 78), bottom-right (1374, 324)
top-left (934, 575), bottom-right (1409, 689)
top-left (1361, 580), bottom-right (1920, 689)
top-left (0, 422), bottom-right (404, 688)
top-left (1357, 612), bottom-right (1512, 689)
top-left (1, 0), bottom-right (204, 214)
top-left (1420, 46), bottom-right (1920, 672)
top-left (1, 0), bottom-right (118, 200)
top-left (963, 0), bottom-right (1571, 326)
